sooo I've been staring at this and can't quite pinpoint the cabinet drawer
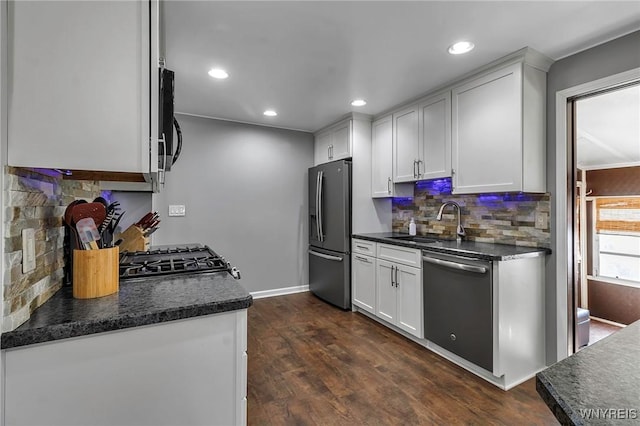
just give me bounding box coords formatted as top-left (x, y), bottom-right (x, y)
top-left (352, 239), bottom-right (376, 256)
top-left (377, 243), bottom-right (422, 268)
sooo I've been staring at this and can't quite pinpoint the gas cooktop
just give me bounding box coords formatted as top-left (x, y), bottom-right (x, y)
top-left (119, 245), bottom-right (240, 280)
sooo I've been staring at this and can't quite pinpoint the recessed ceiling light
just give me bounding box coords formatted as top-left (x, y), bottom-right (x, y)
top-left (351, 99), bottom-right (367, 107)
top-left (208, 68), bottom-right (229, 79)
top-left (263, 110), bottom-right (277, 117)
top-left (448, 41), bottom-right (475, 55)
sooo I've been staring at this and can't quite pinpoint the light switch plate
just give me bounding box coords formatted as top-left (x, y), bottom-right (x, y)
top-left (22, 228), bottom-right (36, 273)
top-left (535, 212), bottom-right (548, 230)
top-left (168, 204), bottom-right (186, 217)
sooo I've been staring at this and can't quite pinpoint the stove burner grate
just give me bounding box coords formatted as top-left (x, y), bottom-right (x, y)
top-left (119, 245), bottom-right (232, 279)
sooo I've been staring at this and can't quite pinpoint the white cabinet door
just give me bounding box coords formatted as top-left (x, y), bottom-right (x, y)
top-left (371, 115), bottom-right (393, 197)
top-left (8, 1), bottom-right (151, 174)
top-left (314, 120), bottom-right (352, 165)
top-left (331, 120), bottom-right (352, 161)
top-left (4, 311), bottom-right (247, 426)
top-left (418, 92), bottom-right (451, 180)
top-left (314, 131), bottom-right (332, 165)
top-left (451, 63), bottom-right (523, 193)
top-left (393, 105), bottom-right (420, 183)
top-left (376, 260), bottom-right (396, 323)
top-left (352, 254), bottom-right (376, 314)
top-left (396, 264), bottom-right (423, 338)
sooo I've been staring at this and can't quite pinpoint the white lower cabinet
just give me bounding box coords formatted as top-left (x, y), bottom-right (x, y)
top-left (376, 260), bottom-right (422, 338)
top-left (353, 237), bottom-right (546, 390)
top-left (352, 253), bottom-right (376, 314)
top-left (3, 310), bottom-right (248, 426)
top-left (352, 239), bottom-right (423, 339)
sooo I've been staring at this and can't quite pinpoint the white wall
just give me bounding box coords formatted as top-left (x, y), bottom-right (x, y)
top-left (152, 114), bottom-right (314, 293)
top-left (545, 30), bottom-right (640, 363)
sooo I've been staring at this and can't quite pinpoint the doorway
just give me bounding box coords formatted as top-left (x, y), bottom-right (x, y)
top-left (570, 82), bottom-right (640, 351)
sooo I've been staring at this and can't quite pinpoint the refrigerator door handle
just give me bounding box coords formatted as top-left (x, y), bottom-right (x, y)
top-left (309, 249), bottom-right (343, 262)
top-left (318, 170), bottom-right (324, 242)
top-left (315, 171), bottom-right (321, 241)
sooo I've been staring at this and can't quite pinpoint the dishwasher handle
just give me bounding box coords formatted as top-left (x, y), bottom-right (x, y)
top-left (422, 256), bottom-right (487, 274)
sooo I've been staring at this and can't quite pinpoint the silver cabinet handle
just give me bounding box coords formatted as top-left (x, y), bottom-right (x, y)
top-left (417, 159), bottom-right (423, 177)
top-left (422, 256), bottom-right (487, 274)
top-left (309, 250), bottom-right (343, 262)
top-left (413, 160), bottom-right (417, 178)
top-left (390, 265), bottom-right (395, 287)
top-left (387, 177), bottom-right (392, 194)
top-left (356, 245), bottom-right (370, 251)
top-left (395, 266), bottom-right (399, 287)
top-left (354, 255), bottom-right (371, 263)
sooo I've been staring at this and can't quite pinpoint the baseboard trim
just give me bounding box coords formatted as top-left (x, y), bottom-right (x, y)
top-left (589, 316), bottom-right (627, 328)
top-left (251, 285), bottom-right (309, 300)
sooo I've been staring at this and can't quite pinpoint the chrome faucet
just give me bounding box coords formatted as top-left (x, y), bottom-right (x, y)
top-left (436, 201), bottom-right (466, 243)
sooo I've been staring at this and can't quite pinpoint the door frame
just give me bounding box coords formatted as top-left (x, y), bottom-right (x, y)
top-left (554, 67), bottom-right (640, 359)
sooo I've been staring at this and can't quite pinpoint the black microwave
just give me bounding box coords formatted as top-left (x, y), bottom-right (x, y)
top-left (159, 68), bottom-right (182, 171)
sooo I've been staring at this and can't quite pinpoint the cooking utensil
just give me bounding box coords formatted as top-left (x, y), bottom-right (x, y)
top-left (93, 196), bottom-right (109, 209)
top-left (109, 211), bottom-right (125, 234)
top-left (135, 212), bottom-right (154, 227)
top-left (72, 202), bottom-right (107, 230)
top-left (144, 226), bottom-right (159, 237)
top-left (64, 200), bottom-right (86, 249)
top-left (136, 211), bottom-right (159, 230)
top-left (76, 218), bottom-right (100, 250)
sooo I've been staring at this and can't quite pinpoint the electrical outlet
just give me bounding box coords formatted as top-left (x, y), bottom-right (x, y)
top-left (22, 228), bottom-right (36, 273)
top-left (168, 204), bottom-right (186, 217)
top-left (535, 212), bottom-right (548, 230)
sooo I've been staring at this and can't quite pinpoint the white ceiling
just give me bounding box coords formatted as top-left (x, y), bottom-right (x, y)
top-left (163, 1), bottom-right (640, 132)
top-left (577, 84), bottom-right (640, 170)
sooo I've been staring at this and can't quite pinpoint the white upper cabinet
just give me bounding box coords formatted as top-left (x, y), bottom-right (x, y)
top-left (331, 120), bottom-right (352, 160)
top-left (371, 116), bottom-right (393, 197)
top-left (451, 59), bottom-right (548, 194)
top-left (373, 115), bottom-right (413, 198)
top-left (7, 1), bottom-right (157, 178)
top-left (314, 119), bottom-right (352, 165)
top-left (392, 92), bottom-right (451, 184)
top-left (392, 105), bottom-right (420, 183)
top-left (418, 92), bottom-right (451, 181)
top-left (314, 131), bottom-right (333, 165)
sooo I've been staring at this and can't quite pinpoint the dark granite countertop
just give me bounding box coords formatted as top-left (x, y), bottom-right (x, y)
top-left (536, 320), bottom-right (640, 425)
top-left (1, 272), bottom-right (253, 350)
top-left (353, 232), bottom-right (550, 260)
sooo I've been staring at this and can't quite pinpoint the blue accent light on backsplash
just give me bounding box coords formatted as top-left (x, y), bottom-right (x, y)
top-left (477, 192), bottom-right (541, 206)
top-left (100, 190), bottom-right (113, 202)
top-left (392, 197), bottom-right (414, 206)
top-left (415, 177), bottom-right (452, 194)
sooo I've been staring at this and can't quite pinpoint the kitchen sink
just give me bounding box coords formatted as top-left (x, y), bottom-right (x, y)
top-left (389, 235), bottom-right (438, 244)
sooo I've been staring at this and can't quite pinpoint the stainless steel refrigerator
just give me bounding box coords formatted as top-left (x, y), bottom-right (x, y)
top-left (308, 159), bottom-right (351, 309)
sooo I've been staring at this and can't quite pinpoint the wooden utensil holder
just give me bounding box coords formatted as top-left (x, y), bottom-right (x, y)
top-left (73, 247), bottom-right (119, 299)
top-left (117, 225), bottom-right (150, 253)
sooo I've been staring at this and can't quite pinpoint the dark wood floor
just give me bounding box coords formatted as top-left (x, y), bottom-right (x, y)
top-left (589, 318), bottom-right (623, 345)
top-left (247, 292), bottom-right (558, 425)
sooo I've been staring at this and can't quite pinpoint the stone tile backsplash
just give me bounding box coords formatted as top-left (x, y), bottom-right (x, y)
top-left (3, 167), bottom-right (101, 332)
top-left (392, 178), bottom-right (550, 248)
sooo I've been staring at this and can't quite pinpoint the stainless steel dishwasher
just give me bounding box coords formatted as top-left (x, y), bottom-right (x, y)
top-left (423, 251), bottom-right (493, 371)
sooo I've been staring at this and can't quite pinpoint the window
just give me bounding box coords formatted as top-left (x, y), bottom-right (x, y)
top-left (593, 197), bottom-right (640, 285)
